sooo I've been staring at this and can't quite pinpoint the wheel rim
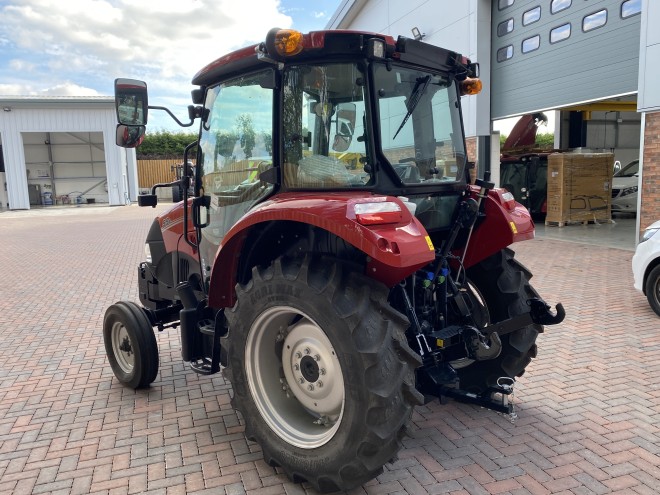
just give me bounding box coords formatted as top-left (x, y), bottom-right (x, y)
top-left (111, 321), bottom-right (135, 373)
top-left (245, 306), bottom-right (345, 449)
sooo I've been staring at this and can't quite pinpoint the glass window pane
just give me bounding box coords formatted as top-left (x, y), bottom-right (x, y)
top-left (499, 0), bottom-right (514, 10)
top-left (621, 0), bottom-right (641, 18)
top-left (583, 9), bottom-right (607, 31)
top-left (497, 45), bottom-right (514, 62)
top-left (523, 6), bottom-right (542, 26)
top-left (551, 0), bottom-right (571, 14)
top-left (497, 18), bottom-right (514, 37)
top-left (521, 35), bottom-right (540, 54)
top-left (279, 64), bottom-right (369, 189)
top-left (374, 64), bottom-right (466, 185)
top-left (550, 23), bottom-right (571, 43)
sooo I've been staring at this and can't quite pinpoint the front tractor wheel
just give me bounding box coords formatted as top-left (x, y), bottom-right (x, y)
top-left (103, 301), bottom-right (159, 389)
top-left (223, 257), bottom-right (423, 493)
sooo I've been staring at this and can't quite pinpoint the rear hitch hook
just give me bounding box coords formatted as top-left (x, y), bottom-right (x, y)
top-left (528, 298), bottom-right (565, 326)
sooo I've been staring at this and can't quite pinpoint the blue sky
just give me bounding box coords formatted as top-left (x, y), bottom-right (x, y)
top-left (0, 0), bottom-right (341, 131)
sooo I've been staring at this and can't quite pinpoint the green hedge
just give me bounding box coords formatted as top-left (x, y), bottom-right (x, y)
top-left (136, 131), bottom-right (199, 159)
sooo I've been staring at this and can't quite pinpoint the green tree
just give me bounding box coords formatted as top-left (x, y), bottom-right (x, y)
top-left (236, 114), bottom-right (256, 159)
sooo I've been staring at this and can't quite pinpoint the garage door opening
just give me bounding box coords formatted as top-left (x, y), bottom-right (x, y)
top-left (23, 131), bottom-right (108, 206)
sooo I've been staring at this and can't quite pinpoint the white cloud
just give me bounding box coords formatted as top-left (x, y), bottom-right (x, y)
top-left (9, 59), bottom-right (37, 72)
top-left (0, 0), bottom-right (293, 82)
top-left (41, 83), bottom-right (101, 96)
top-left (0, 82), bottom-right (100, 96)
top-left (314, 11), bottom-right (326, 19)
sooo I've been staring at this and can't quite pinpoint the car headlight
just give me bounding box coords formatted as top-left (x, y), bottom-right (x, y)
top-left (640, 228), bottom-right (659, 243)
top-left (621, 186), bottom-right (638, 197)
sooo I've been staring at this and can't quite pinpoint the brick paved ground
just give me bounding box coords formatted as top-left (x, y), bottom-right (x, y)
top-left (0, 205), bottom-right (658, 495)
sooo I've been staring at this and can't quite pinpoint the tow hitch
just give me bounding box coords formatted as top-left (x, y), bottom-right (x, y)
top-left (419, 298), bottom-right (565, 414)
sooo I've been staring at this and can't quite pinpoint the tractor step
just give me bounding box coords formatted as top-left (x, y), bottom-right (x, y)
top-left (190, 357), bottom-right (215, 375)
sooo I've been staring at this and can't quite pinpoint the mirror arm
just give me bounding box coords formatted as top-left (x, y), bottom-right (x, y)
top-left (148, 105), bottom-right (197, 128)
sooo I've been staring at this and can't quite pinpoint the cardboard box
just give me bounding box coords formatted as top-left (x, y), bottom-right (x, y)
top-left (546, 152), bottom-right (613, 225)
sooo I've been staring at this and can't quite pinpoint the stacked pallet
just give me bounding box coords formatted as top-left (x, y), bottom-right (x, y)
top-left (545, 152), bottom-right (613, 226)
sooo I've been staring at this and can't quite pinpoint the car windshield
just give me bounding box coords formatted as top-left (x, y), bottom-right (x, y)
top-left (615, 160), bottom-right (639, 177)
top-left (373, 63), bottom-right (466, 185)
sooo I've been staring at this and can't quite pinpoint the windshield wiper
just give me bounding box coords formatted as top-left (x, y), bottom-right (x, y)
top-left (393, 75), bottom-right (431, 140)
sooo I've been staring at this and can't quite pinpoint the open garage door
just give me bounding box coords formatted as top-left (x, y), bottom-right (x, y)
top-left (23, 132), bottom-right (108, 205)
top-left (492, 0), bottom-right (642, 120)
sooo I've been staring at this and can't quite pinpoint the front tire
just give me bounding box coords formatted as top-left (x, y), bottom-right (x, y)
top-left (645, 265), bottom-right (660, 316)
top-left (459, 248), bottom-right (543, 392)
top-left (223, 257), bottom-right (423, 493)
top-left (103, 301), bottom-right (159, 389)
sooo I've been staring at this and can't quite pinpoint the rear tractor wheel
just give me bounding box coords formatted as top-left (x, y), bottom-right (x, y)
top-left (457, 248), bottom-right (543, 392)
top-left (223, 257), bottom-right (423, 493)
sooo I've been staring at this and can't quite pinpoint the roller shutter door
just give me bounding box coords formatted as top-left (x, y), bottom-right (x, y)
top-left (491, 0), bottom-right (641, 119)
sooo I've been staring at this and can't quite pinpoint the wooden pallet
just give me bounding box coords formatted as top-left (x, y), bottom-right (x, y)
top-left (545, 217), bottom-right (614, 227)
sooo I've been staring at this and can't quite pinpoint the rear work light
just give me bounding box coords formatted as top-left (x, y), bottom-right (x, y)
top-left (354, 202), bottom-right (403, 225)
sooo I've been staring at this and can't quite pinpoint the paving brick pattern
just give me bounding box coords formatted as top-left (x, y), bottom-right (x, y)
top-left (0, 205), bottom-right (658, 495)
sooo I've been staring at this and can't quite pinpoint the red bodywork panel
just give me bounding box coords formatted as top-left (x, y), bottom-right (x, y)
top-left (157, 200), bottom-right (198, 258)
top-left (152, 190), bottom-right (533, 308)
top-left (461, 186), bottom-right (535, 268)
top-left (207, 192), bottom-right (435, 308)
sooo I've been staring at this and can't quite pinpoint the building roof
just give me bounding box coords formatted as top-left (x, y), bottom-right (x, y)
top-left (0, 95), bottom-right (114, 110)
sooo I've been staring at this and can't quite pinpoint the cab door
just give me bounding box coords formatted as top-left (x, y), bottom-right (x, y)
top-left (197, 70), bottom-right (275, 276)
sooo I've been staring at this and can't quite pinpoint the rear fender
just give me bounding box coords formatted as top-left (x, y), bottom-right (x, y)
top-left (207, 192), bottom-right (436, 308)
top-left (462, 188), bottom-right (535, 268)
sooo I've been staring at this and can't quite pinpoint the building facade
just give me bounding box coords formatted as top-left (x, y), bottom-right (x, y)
top-left (0, 96), bottom-right (138, 210)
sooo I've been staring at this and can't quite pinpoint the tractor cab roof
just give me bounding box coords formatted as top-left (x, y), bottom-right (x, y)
top-left (192, 29), bottom-right (477, 87)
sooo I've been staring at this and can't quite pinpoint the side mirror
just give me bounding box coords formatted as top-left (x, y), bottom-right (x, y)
top-left (115, 78), bottom-right (148, 125)
top-left (116, 124), bottom-right (146, 148)
top-left (138, 193), bottom-right (158, 208)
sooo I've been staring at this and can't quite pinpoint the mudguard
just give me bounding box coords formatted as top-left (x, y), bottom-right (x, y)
top-left (461, 187), bottom-right (535, 268)
top-left (207, 192), bottom-right (436, 308)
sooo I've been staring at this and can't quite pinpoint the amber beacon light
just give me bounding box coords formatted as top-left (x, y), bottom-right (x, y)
top-left (267, 29), bottom-right (304, 57)
top-left (460, 77), bottom-right (483, 95)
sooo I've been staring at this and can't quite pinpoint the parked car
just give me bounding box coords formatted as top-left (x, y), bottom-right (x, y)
top-left (632, 220), bottom-right (660, 316)
top-left (611, 159), bottom-right (639, 215)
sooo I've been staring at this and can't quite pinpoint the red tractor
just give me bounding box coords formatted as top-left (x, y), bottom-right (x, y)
top-left (105, 29), bottom-right (564, 492)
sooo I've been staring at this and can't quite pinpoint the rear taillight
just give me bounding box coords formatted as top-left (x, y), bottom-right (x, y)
top-left (354, 202), bottom-right (403, 225)
top-left (493, 189), bottom-right (517, 211)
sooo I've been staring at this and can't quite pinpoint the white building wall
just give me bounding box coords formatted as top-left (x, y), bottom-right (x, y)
top-left (327, 0), bottom-right (491, 138)
top-left (638, 0), bottom-right (660, 112)
top-left (0, 103), bottom-right (136, 210)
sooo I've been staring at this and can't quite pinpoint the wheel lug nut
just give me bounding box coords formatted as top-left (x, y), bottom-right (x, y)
top-left (319, 368), bottom-right (326, 375)
top-left (295, 352), bottom-right (302, 359)
top-left (314, 354), bottom-right (321, 361)
top-left (317, 381), bottom-right (323, 388)
top-left (304, 348), bottom-right (311, 355)
top-left (294, 364), bottom-right (300, 371)
top-left (299, 377), bottom-right (305, 384)
top-left (308, 384), bottom-right (314, 391)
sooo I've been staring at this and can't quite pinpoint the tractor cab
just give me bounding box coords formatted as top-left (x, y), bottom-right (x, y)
top-left (115, 29), bottom-right (481, 275)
